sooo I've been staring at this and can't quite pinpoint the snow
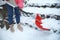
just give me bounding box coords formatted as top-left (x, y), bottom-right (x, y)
top-left (23, 7), bottom-right (60, 15)
top-left (0, 0), bottom-right (60, 40)
top-left (0, 15), bottom-right (60, 40)
top-left (27, 0), bottom-right (60, 3)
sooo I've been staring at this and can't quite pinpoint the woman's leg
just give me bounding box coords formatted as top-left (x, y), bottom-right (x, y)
top-left (5, 4), bottom-right (13, 25)
top-left (5, 4), bottom-right (14, 32)
top-left (14, 7), bottom-right (23, 32)
top-left (14, 7), bottom-right (20, 24)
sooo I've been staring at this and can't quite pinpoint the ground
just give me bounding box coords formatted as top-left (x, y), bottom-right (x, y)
top-left (0, 0), bottom-right (60, 40)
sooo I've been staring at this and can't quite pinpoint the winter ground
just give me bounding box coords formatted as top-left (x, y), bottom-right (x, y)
top-left (0, 0), bottom-right (60, 40)
top-left (0, 14), bottom-right (60, 40)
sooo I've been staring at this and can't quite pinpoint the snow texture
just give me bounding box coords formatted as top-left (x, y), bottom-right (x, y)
top-left (0, 0), bottom-right (60, 40)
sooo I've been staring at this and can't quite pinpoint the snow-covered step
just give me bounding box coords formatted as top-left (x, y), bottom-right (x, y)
top-left (23, 7), bottom-right (60, 15)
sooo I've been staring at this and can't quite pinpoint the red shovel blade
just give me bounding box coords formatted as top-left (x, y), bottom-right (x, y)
top-left (35, 14), bottom-right (50, 30)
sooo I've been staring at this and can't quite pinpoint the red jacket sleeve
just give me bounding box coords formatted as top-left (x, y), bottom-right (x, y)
top-left (15, 0), bottom-right (24, 9)
top-left (15, 0), bottom-right (18, 5)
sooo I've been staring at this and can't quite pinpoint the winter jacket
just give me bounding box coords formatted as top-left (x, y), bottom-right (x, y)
top-left (15, 0), bottom-right (24, 9)
top-left (6, 0), bottom-right (17, 7)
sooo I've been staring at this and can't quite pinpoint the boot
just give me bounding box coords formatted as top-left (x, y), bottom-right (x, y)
top-left (17, 23), bottom-right (23, 32)
top-left (9, 24), bottom-right (15, 32)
